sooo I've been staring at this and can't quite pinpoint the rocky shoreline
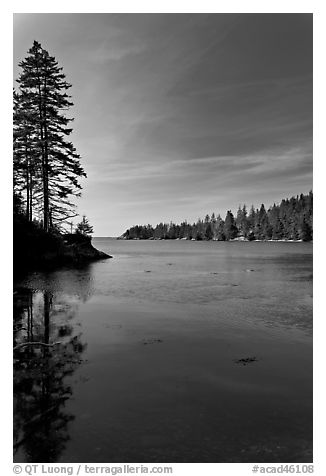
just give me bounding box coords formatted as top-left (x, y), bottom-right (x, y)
top-left (118, 236), bottom-right (308, 242)
top-left (62, 233), bottom-right (112, 261)
top-left (14, 216), bottom-right (112, 275)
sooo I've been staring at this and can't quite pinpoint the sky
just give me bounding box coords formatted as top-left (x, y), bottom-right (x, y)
top-left (13, 13), bottom-right (313, 236)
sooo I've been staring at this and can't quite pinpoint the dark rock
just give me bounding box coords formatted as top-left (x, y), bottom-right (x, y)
top-left (142, 338), bottom-right (163, 345)
top-left (234, 356), bottom-right (258, 365)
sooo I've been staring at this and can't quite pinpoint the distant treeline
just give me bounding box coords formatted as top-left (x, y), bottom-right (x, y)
top-left (122, 192), bottom-right (313, 242)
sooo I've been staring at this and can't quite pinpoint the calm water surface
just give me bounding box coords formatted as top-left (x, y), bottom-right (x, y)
top-left (13, 240), bottom-right (313, 462)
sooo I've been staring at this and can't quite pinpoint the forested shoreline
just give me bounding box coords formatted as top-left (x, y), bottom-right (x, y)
top-left (122, 192), bottom-right (313, 242)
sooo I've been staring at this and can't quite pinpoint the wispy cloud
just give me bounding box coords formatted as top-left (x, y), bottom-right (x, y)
top-left (92, 40), bottom-right (147, 63)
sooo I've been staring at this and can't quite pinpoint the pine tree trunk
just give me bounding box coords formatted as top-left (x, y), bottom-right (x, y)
top-left (29, 176), bottom-right (33, 222)
top-left (26, 165), bottom-right (30, 221)
top-left (42, 74), bottom-right (50, 232)
top-left (36, 71), bottom-right (49, 232)
top-left (27, 138), bottom-right (33, 222)
top-left (43, 158), bottom-right (49, 232)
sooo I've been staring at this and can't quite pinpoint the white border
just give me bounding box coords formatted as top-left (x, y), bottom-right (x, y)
top-left (3, 2), bottom-right (323, 474)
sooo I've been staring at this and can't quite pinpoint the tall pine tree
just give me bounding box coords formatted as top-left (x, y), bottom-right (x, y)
top-left (14, 41), bottom-right (86, 231)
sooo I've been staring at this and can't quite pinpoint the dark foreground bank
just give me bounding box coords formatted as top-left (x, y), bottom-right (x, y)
top-left (14, 213), bottom-right (111, 275)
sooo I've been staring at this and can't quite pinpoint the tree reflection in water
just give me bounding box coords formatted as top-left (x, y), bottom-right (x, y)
top-left (13, 287), bottom-right (87, 462)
